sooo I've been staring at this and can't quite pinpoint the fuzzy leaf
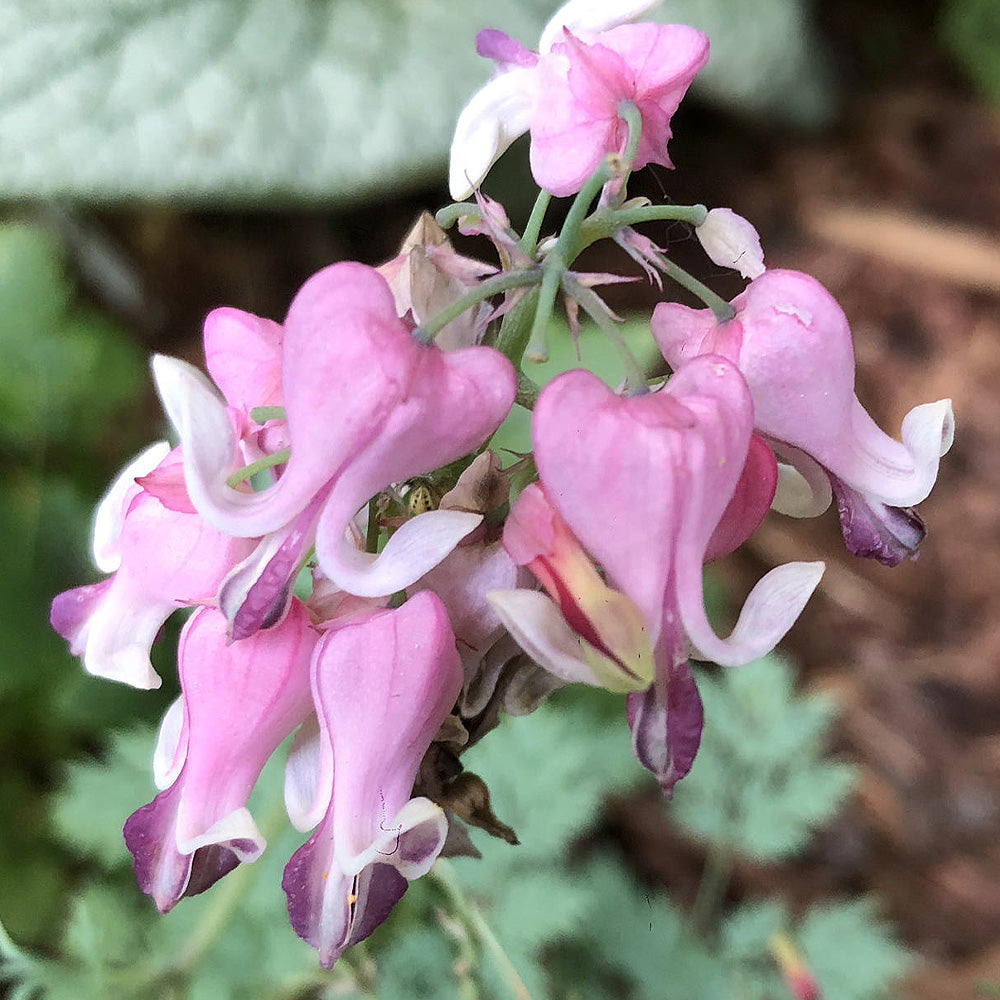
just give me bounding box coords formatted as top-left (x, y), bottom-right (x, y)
top-left (797, 899), bottom-right (911, 1000)
top-left (52, 728), bottom-right (158, 869)
top-left (669, 656), bottom-right (856, 861)
top-left (0, 0), bottom-right (555, 203)
top-left (375, 927), bottom-right (460, 1000)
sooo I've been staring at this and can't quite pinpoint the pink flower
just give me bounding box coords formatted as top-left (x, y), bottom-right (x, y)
top-left (50, 445), bottom-right (256, 689)
top-left (153, 262), bottom-right (516, 610)
top-left (449, 0), bottom-right (707, 198)
top-left (652, 269), bottom-right (955, 565)
top-left (489, 356), bottom-right (822, 791)
top-left (123, 602), bottom-right (317, 911)
top-left (529, 22), bottom-right (709, 196)
top-left (281, 592), bottom-right (463, 968)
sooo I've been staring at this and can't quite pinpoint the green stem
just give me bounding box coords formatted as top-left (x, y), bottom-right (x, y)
top-left (690, 842), bottom-right (734, 938)
top-left (613, 99), bottom-right (643, 198)
top-left (519, 189), bottom-right (552, 256)
top-left (433, 860), bottom-right (535, 1000)
top-left (435, 202), bottom-right (480, 230)
top-left (525, 158), bottom-right (617, 361)
top-left (571, 203), bottom-right (708, 259)
top-left (226, 448), bottom-right (290, 488)
top-left (652, 248), bottom-right (736, 322)
top-left (524, 262), bottom-right (562, 363)
top-left (604, 203), bottom-right (709, 229)
top-left (412, 270), bottom-right (543, 345)
top-left (491, 287), bottom-right (540, 366)
top-left (562, 274), bottom-right (647, 395)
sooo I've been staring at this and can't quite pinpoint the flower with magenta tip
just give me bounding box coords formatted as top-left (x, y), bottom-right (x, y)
top-left (153, 261), bottom-right (516, 614)
top-left (651, 268), bottom-right (955, 565)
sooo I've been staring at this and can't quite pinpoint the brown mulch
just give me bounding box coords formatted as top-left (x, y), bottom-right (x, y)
top-left (605, 82), bottom-right (1000, 997)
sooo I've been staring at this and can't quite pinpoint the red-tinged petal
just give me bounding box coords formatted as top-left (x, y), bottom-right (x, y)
top-left (831, 476), bottom-right (926, 566)
top-left (704, 434), bottom-right (777, 562)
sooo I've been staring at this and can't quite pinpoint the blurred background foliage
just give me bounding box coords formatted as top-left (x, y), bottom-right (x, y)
top-left (1, 0), bottom-right (997, 996)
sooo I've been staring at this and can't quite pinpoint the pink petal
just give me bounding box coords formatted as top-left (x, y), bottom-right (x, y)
top-left (203, 307), bottom-right (283, 412)
top-left (91, 441), bottom-right (170, 572)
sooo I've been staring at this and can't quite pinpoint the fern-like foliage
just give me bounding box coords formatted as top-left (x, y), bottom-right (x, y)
top-left (670, 655), bottom-right (857, 861)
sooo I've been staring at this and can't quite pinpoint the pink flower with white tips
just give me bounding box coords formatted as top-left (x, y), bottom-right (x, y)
top-left (652, 269), bottom-right (956, 565)
top-left (123, 601), bottom-right (317, 911)
top-left (281, 592), bottom-right (462, 968)
top-left (490, 356), bottom-right (822, 792)
top-left (49, 444), bottom-right (257, 689)
top-left (449, 0), bottom-right (708, 198)
top-left (153, 262), bottom-right (516, 611)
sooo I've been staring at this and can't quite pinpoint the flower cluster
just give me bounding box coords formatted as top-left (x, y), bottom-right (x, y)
top-left (51, 0), bottom-right (953, 969)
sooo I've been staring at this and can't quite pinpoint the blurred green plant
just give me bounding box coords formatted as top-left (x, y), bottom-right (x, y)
top-left (1, 657), bottom-right (910, 1000)
top-left (0, 219), bottom-right (157, 945)
top-left (0, 1), bottom-right (831, 204)
top-left (941, 0), bottom-right (1000, 102)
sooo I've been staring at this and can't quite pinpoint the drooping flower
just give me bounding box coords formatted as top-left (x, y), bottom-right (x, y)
top-left (153, 262), bottom-right (517, 610)
top-left (124, 601), bottom-right (317, 911)
top-left (281, 591), bottom-right (463, 968)
top-left (490, 356), bottom-right (822, 791)
top-left (50, 444), bottom-right (257, 689)
top-left (651, 268), bottom-right (955, 565)
top-left (449, 0), bottom-right (708, 198)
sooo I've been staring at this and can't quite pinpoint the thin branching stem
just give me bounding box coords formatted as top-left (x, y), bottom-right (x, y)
top-left (412, 270), bottom-right (543, 345)
top-left (519, 189), bottom-right (552, 256)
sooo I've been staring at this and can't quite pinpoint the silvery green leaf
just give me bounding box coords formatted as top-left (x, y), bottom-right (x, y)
top-left (652, 0), bottom-right (834, 125)
top-left (0, 0), bottom-right (554, 203)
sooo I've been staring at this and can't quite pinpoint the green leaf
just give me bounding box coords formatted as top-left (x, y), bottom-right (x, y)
top-left (670, 656), bottom-right (856, 862)
top-left (62, 881), bottom-right (151, 970)
top-left (942, 0), bottom-right (1000, 103)
top-left (375, 927), bottom-right (461, 1000)
top-left (797, 899), bottom-right (911, 1000)
top-left (458, 698), bottom-right (640, 860)
top-left (0, 221), bottom-right (143, 457)
top-left (652, 0), bottom-right (833, 125)
top-left (51, 728), bottom-right (157, 869)
top-left (0, 0), bottom-right (557, 203)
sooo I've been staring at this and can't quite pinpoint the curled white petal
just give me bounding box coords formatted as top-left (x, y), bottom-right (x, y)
top-left (92, 441), bottom-right (171, 573)
top-left (338, 797), bottom-right (448, 881)
top-left (284, 715), bottom-right (329, 833)
top-left (539, 0), bottom-right (664, 51)
top-left (316, 507), bottom-right (483, 598)
top-left (153, 697), bottom-right (187, 791)
top-left (680, 561), bottom-right (825, 668)
top-left (771, 445), bottom-right (833, 518)
top-left (176, 806), bottom-right (265, 863)
top-left (449, 69), bottom-right (535, 200)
